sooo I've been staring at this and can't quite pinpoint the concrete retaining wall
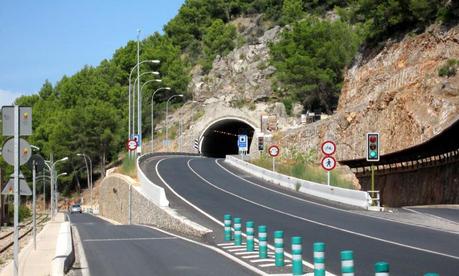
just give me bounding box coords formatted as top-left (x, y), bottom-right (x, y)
top-left (99, 173), bottom-right (211, 239)
top-left (225, 155), bottom-right (371, 209)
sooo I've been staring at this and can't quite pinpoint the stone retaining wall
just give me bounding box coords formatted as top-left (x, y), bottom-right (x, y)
top-left (99, 173), bottom-right (211, 239)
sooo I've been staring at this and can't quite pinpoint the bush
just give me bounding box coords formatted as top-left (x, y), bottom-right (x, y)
top-left (7, 204), bottom-right (31, 224)
top-left (120, 157), bottom-right (136, 178)
top-left (438, 59), bottom-right (458, 77)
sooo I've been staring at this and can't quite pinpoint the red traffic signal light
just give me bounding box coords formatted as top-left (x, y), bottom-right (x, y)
top-left (366, 133), bottom-right (380, 162)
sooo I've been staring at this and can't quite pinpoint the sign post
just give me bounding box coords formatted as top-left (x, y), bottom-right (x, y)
top-left (268, 145), bottom-right (280, 172)
top-left (2, 105), bottom-right (32, 276)
top-left (321, 141), bottom-right (337, 186)
top-left (237, 135), bottom-right (248, 159)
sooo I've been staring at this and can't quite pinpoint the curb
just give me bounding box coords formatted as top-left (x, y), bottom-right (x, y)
top-left (51, 217), bottom-right (74, 276)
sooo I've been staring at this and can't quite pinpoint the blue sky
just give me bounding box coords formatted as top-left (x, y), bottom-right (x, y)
top-left (0, 0), bottom-right (184, 107)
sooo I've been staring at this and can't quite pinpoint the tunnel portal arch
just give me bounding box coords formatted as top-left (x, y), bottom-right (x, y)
top-left (199, 116), bottom-right (257, 157)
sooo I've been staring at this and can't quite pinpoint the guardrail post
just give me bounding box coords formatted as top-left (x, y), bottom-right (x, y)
top-left (258, 225), bottom-right (268, 258)
top-left (314, 242), bottom-right (325, 276)
top-left (291, 236), bottom-right (303, 275)
top-left (375, 262), bottom-right (389, 276)
top-left (234, 218), bottom-right (242, 245)
top-left (246, 221), bottom-right (254, 251)
top-left (341, 250), bottom-right (354, 276)
top-left (274, 230), bottom-right (284, 267)
top-left (224, 214), bottom-right (232, 241)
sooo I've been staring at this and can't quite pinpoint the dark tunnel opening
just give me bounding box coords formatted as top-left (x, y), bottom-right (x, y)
top-left (200, 119), bottom-right (255, 158)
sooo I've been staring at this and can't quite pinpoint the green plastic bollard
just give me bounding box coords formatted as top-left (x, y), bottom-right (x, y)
top-left (234, 218), bottom-right (242, 245)
top-left (258, 225), bottom-right (268, 259)
top-left (246, 221), bottom-right (254, 251)
top-left (274, 230), bottom-right (284, 267)
top-left (375, 262), bottom-right (389, 276)
top-left (341, 250), bottom-right (354, 276)
top-left (224, 214), bottom-right (232, 241)
top-left (424, 274), bottom-right (439, 276)
top-left (291, 236), bottom-right (303, 275)
top-left (313, 242), bottom-right (325, 276)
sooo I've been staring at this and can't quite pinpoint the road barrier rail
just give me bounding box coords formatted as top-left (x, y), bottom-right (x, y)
top-left (225, 155), bottom-right (371, 209)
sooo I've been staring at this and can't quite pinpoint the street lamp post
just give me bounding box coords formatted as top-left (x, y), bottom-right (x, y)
top-left (134, 73), bottom-right (161, 155)
top-left (77, 153), bottom-right (93, 212)
top-left (44, 156), bottom-right (68, 218)
top-left (127, 59), bottom-right (160, 158)
top-left (165, 94), bottom-right (184, 152)
top-left (55, 172), bottom-right (67, 213)
top-left (149, 87), bottom-right (171, 152)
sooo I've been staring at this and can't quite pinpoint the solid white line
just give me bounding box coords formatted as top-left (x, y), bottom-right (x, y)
top-left (216, 159), bottom-right (459, 235)
top-left (154, 159), bottom-right (268, 276)
top-left (142, 224), bottom-right (268, 276)
top-left (250, 259), bottom-right (275, 263)
top-left (235, 251), bottom-right (259, 255)
top-left (259, 263), bottom-right (277, 267)
top-left (242, 255), bottom-right (261, 259)
top-left (83, 237), bottom-right (177, 242)
top-left (229, 248), bottom-right (249, 252)
top-left (222, 245), bottom-right (246, 249)
top-left (187, 159), bottom-right (459, 261)
top-left (155, 157), bottom-right (317, 271)
top-left (217, 242), bottom-right (234, 246)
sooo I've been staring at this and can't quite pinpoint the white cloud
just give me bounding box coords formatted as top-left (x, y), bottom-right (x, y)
top-left (0, 89), bottom-right (24, 107)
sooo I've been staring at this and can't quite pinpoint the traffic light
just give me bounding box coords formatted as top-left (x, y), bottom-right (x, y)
top-left (366, 133), bottom-right (380, 161)
top-left (258, 136), bottom-right (264, 151)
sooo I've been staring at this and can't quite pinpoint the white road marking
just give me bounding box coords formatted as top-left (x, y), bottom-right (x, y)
top-left (186, 159), bottom-right (459, 261)
top-left (229, 248), bottom-right (248, 252)
top-left (215, 159), bottom-right (459, 235)
top-left (242, 255), bottom-right (261, 259)
top-left (259, 263), bottom-right (277, 267)
top-left (403, 207), bottom-right (459, 225)
top-left (222, 245), bottom-right (246, 249)
top-left (156, 157), bottom-right (317, 272)
top-left (217, 242), bottom-right (234, 246)
top-left (250, 259), bottom-right (275, 263)
top-left (235, 251), bottom-right (259, 255)
top-left (83, 237), bottom-right (177, 242)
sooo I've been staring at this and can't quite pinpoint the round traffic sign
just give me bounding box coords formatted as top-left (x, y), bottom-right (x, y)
top-left (321, 140), bottom-right (336, 156)
top-left (268, 145), bottom-right (280, 157)
top-left (1, 137), bottom-right (32, 166)
top-left (126, 139), bottom-right (138, 151)
top-left (321, 156), bottom-right (336, 171)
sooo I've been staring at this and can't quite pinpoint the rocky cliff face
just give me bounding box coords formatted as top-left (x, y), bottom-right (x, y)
top-left (282, 24), bottom-right (459, 161)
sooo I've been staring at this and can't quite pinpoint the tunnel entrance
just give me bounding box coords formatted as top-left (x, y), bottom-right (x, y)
top-left (200, 118), bottom-right (255, 158)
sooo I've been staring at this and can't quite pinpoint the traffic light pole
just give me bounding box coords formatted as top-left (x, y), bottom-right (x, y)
top-left (371, 164), bottom-right (375, 204)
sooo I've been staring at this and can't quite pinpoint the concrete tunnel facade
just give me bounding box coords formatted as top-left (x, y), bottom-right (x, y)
top-left (198, 117), bottom-right (257, 157)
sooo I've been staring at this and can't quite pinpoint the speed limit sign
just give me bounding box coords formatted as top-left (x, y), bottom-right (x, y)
top-left (126, 139), bottom-right (138, 151)
top-left (268, 145), bottom-right (280, 157)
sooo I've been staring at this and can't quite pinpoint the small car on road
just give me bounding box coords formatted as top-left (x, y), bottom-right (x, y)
top-left (70, 204), bottom-right (82, 214)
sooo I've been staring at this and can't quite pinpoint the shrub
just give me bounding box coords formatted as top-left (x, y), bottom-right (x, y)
top-left (438, 59), bottom-right (458, 77)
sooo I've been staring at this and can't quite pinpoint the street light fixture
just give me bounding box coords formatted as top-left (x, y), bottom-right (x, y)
top-left (44, 156), bottom-right (68, 218)
top-left (76, 153), bottom-right (93, 212)
top-left (128, 59), bottom-right (160, 151)
top-left (165, 94), bottom-right (184, 152)
top-left (150, 87), bottom-right (171, 152)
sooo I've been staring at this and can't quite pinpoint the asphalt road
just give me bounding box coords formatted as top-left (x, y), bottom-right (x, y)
top-left (150, 156), bottom-right (459, 275)
top-left (69, 213), bottom-right (255, 276)
top-left (405, 207), bottom-right (459, 223)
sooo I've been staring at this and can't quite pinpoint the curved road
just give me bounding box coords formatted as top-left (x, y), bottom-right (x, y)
top-left (147, 156), bottom-right (459, 275)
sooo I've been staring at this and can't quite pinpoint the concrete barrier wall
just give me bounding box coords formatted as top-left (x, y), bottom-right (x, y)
top-left (137, 155), bottom-right (169, 207)
top-left (51, 221), bottom-right (74, 276)
top-left (225, 155), bottom-right (371, 209)
top-left (99, 173), bottom-right (211, 239)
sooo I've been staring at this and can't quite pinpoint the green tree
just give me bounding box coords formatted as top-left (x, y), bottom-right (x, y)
top-left (202, 19), bottom-right (237, 72)
top-left (282, 0), bottom-right (304, 24)
top-left (270, 17), bottom-right (362, 113)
